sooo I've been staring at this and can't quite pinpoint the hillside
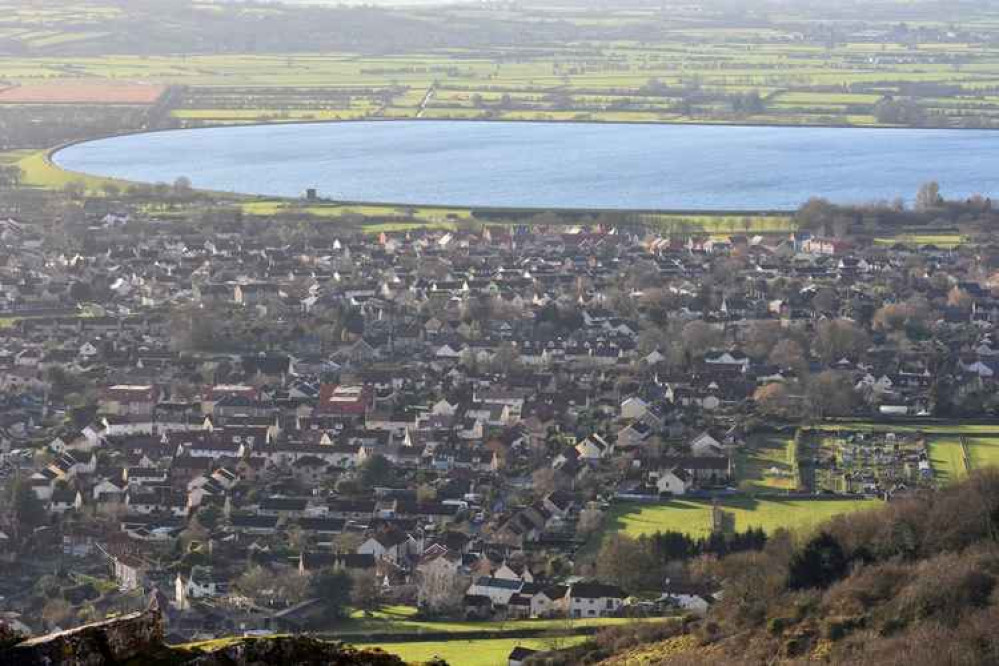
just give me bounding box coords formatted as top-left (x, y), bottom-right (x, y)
top-left (535, 471), bottom-right (999, 666)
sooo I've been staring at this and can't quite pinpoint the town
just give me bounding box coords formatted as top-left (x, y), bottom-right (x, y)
top-left (0, 177), bottom-right (998, 666)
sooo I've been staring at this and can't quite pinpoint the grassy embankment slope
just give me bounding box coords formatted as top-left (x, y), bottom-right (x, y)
top-left (588, 471), bottom-right (999, 665)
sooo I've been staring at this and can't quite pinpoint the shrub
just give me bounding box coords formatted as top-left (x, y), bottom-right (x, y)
top-left (0, 621), bottom-right (23, 650)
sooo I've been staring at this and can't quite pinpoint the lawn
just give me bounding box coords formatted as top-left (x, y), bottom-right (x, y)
top-left (3, 148), bottom-right (126, 192)
top-left (874, 234), bottom-right (966, 248)
top-left (965, 437), bottom-right (999, 471)
top-left (735, 434), bottom-right (798, 491)
top-left (928, 438), bottom-right (967, 484)
top-left (357, 636), bottom-right (588, 666)
top-left (341, 605), bottom-right (654, 636)
top-left (606, 497), bottom-right (879, 541)
top-left (818, 422), bottom-right (999, 435)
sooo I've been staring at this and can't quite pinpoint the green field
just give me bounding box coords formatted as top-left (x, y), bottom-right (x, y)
top-left (358, 636), bottom-right (588, 666)
top-left (341, 605), bottom-right (649, 636)
top-left (929, 438), bottom-right (968, 484)
top-left (607, 497), bottom-right (879, 541)
top-left (735, 434), bottom-right (798, 492)
top-left (874, 234), bottom-right (967, 248)
top-left (817, 422), bottom-right (999, 435)
top-left (966, 437), bottom-right (999, 469)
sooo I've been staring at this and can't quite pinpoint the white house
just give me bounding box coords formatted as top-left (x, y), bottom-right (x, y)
top-left (620, 397), bottom-right (649, 421)
top-left (656, 467), bottom-right (693, 495)
top-left (467, 576), bottom-right (523, 606)
top-left (529, 585), bottom-right (568, 618)
top-left (689, 432), bottom-right (725, 458)
top-left (575, 434), bottom-right (612, 461)
top-left (358, 530), bottom-right (417, 565)
top-left (566, 582), bottom-right (625, 618)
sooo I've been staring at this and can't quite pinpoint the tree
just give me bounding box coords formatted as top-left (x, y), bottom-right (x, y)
top-left (788, 532), bottom-right (849, 590)
top-left (312, 568), bottom-right (353, 617)
top-left (768, 339), bottom-right (806, 372)
top-left (359, 454), bottom-right (393, 488)
top-left (68, 281), bottom-right (94, 304)
top-left (0, 165), bottom-right (22, 189)
top-left (595, 534), bottom-right (660, 593)
top-left (350, 569), bottom-right (381, 613)
top-left (806, 371), bottom-right (857, 418)
top-left (63, 180), bottom-right (86, 200)
top-left (753, 382), bottom-right (799, 419)
top-left (531, 467), bottom-right (558, 497)
top-left (681, 320), bottom-right (723, 358)
top-left (0, 619), bottom-right (24, 650)
top-left (6, 478), bottom-right (46, 540)
top-left (41, 598), bottom-right (73, 629)
top-left (813, 319), bottom-right (869, 364)
top-left (577, 505), bottom-right (604, 536)
top-left (235, 566), bottom-right (273, 601)
top-left (744, 320), bottom-right (781, 360)
top-left (812, 288), bottom-right (838, 315)
top-left (947, 286), bottom-right (973, 311)
top-left (491, 342), bottom-right (521, 372)
top-left (916, 181), bottom-right (942, 211)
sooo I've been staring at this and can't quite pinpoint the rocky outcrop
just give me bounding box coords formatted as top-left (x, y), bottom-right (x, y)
top-left (0, 598), bottom-right (412, 666)
top-left (0, 603), bottom-right (164, 666)
top-left (183, 637), bottom-right (407, 665)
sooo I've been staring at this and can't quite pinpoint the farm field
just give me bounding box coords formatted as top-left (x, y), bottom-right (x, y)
top-left (0, 82), bottom-right (165, 104)
top-left (6, 35), bottom-right (999, 131)
top-left (606, 497), bottom-right (879, 541)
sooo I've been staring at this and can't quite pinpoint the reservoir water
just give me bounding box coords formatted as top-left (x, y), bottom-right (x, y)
top-left (53, 120), bottom-right (999, 210)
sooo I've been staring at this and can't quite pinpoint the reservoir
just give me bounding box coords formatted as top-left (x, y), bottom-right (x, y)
top-left (53, 120), bottom-right (999, 211)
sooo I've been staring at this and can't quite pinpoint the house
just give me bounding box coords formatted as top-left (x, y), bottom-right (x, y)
top-left (616, 421), bottom-right (652, 449)
top-left (111, 554), bottom-right (147, 591)
top-left (494, 560), bottom-right (534, 584)
top-left (100, 385), bottom-right (159, 416)
top-left (358, 528), bottom-right (417, 565)
top-left (620, 396), bottom-right (649, 420)
top-left (575, 433), bottom-right (612, 461)
top-left (567, 582), bottom-right (625, 618)
top-left (529, 585), bottom-right (568, 618)
top-left (651, 456), bottom-right (731, 488)
top-left (467, 576), bottom-right (523, 606)
top-left (50, 488), bottom-right (83, 514)
top-left (656, 467), bottom-right (693, 495)
top-left (661, 581), bottom-right (716, 616)
top-left (689, 431), bottom-right (726, 458)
